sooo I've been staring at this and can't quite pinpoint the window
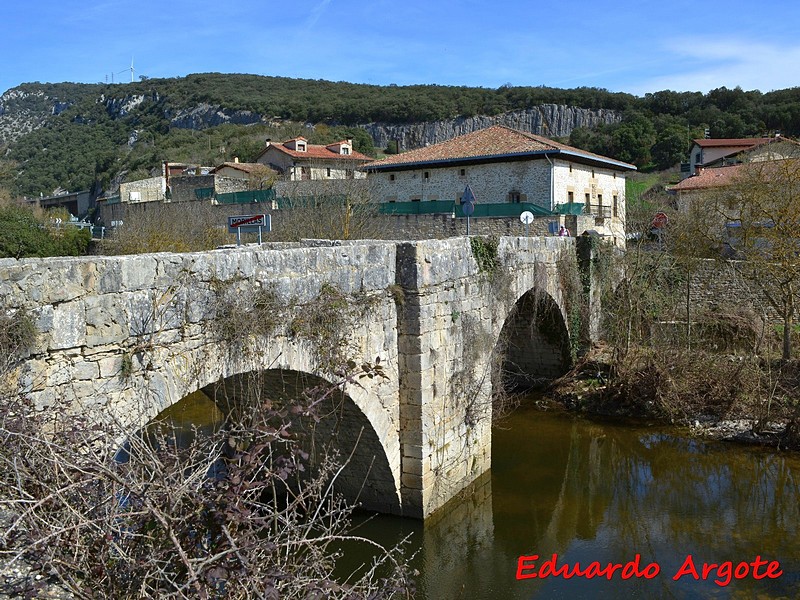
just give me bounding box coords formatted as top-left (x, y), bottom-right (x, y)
top-left (326, 168), bottom-right (331, 178)
top-left (297, 142), bottom-right (306, 152)
top-left (597, 194), bottom-right (603, 205)
top-left (591, 169), bottom-right (595, 177)
top-left (342, 147), bottom-right (350, 155)
top-left (613, 195), bottom-right (619, 217)
top-left (567, 191), bottom-right (574, 204)
top-left (459, 168), bottom-right (466, 177)
top-left (585, 193), bottom-right (590, 203)
top-left (411, 197), bottom-right (421, 202)
top-left (389, 174), bottom-right (395, 181)
top-left (301, 167), bottom-right (311, 180)
top-left (509, 191), bottom-right (521, 203)
top-left (569, 164), bottom-right (573, 173)
top-left (424, 171), bottom-right (430, 179)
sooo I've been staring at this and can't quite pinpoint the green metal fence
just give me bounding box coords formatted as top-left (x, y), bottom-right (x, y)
top-left (194, 187), bottom-right (214, 200)
top-left (553, 203), bottom-right (585, 215)
top-left (215, 189), bottom-right (276, 204)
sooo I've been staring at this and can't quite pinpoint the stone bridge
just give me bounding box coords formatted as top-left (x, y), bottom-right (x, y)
top-left (1, 236), bottom-right (598, 519)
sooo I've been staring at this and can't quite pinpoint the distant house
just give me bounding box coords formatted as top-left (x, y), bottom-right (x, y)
top-left (670, 164), bottom-right (745, 210)
top-left (211, 160), bottom-right (277, 189)
top-left (364, 125), bottom-right (636, 244)
top-left (255, 138), bottom-right (371, 181)
top-left (685, 137), bottom-right (800, 178)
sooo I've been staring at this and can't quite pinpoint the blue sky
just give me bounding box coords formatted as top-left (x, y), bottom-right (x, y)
top-left (2, 0), bottom-right (799, 97)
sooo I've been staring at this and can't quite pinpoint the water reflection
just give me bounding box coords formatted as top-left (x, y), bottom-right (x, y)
top-left (361, 406), bottom-right (800, 599)
top-left (132, 391), bottom-right (800, 599)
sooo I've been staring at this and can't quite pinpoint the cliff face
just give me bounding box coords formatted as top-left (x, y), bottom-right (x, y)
top-left (361, 105), bottom-right (621, 150)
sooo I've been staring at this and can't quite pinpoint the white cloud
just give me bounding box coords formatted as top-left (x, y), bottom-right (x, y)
top-left (631, 38), bottom-right (800, 94)
top-left (305, 0), bottom-right (334, 30)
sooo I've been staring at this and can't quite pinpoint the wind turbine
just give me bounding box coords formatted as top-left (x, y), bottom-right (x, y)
top-left (115, 58), bottom-right (135, 83)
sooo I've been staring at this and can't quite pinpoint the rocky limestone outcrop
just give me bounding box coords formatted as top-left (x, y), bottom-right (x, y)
top-left (360, 105), bottom-right (621, 151)
top-left (0, 89), bottom-right (62, 145)
top-left (167, 103), bottom-right (265, 129)
top-left (102, 92), bottom-right (160, 118)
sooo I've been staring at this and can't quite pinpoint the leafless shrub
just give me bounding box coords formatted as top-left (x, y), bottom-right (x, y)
top-left (0, 365), bottom-right (413, 599)
top-left (600, 348), bottom-right (762, 421)
top-left (99, 202), bottom-right (233, 255)
top-left (0, 306), bottom-right (36, 383)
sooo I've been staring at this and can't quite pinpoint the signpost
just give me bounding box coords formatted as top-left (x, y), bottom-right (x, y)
top-left (227, 214), bottom-right (271, 245)
top-left (461, 185), bottom-right (476, 236)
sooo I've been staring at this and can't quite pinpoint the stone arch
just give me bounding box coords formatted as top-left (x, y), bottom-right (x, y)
top-left (201, 368), bottom-right (401, 515)
top-left (493, 288), bottom-right (572, 394)
top-left (122, 337), bottom-right (402, 515)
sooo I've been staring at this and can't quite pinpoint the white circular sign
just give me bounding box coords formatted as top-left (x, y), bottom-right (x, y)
top-left (520, 211), bottom-right (534, 225)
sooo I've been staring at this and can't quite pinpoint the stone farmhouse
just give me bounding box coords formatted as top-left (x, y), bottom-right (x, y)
top-left (364, 125), bottom-right (636, 245)
top-left (255, 137), bottom-right (372, 181)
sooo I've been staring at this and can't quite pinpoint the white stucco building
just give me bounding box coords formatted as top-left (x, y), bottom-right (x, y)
top-left (364, 125), bottom-right (636, 244)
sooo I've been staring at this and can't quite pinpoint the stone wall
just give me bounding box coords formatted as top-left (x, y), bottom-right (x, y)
top-left (687, 258), bottom-right (777, 322)
top-left (373, 213), bottom-right (555, 240)
top-left (119, 176), bottom-right (165, 204)
top-left (168, 174), bottom-right (215, 203)
top-left (369, 160), bottom-right (552, 207)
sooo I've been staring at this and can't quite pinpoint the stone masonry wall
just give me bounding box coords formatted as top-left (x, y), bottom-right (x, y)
top-left (3, 237), bottom-right (584, 519)
top-left (369, 160), bottom-right (551, 208)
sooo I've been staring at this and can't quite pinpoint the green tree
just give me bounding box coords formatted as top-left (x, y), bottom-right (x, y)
top-left (0, 204), bottom-right (91, 258)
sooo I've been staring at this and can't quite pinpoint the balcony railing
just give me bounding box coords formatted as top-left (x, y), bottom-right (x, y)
top-left (587, 204), bottom-right (613, 218)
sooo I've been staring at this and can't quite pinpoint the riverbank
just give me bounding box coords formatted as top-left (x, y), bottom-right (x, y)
top-left (545, 343), bottom-right (800, 450)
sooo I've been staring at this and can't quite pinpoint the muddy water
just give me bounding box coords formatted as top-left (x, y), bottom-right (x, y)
top-left (349, 406), bottom-right (800, 599)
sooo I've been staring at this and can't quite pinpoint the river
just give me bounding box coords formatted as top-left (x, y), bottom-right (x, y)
top-left (344, 405), bottom-right (800, 599)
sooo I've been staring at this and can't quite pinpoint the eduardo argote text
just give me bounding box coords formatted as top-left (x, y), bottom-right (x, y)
top-left (516, 553), bottom-right (783, 587)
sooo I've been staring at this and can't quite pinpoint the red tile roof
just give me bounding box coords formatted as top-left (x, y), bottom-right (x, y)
top-left (256, 139), bottom-right (372, 163)
top-left (692, 138), bottom-right (771, 149)
top-left (365, 125), bottom-right (636, 171)
top-left (671, 165), bottom-right (745, 192)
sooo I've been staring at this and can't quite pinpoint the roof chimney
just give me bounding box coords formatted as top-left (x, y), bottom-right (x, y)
top-left (234, 157), bottom-right (239, 163)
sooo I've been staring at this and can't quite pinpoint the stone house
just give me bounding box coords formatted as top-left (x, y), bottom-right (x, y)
top-left (363, 125), bottom-right (636, 244)
top-left (685, 136), bottom-right (800, 178)
top-left (211, 159), bottom-right (278, 189)
top-left (255, 137), bottom-right (371, 181)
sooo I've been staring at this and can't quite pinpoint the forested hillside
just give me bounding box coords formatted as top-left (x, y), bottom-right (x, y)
top-left (1, 73), bottom-right (799, 199)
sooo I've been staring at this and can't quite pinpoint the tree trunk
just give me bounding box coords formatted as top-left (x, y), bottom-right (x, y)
top-left (783, 312), bottom-right (793, 361)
